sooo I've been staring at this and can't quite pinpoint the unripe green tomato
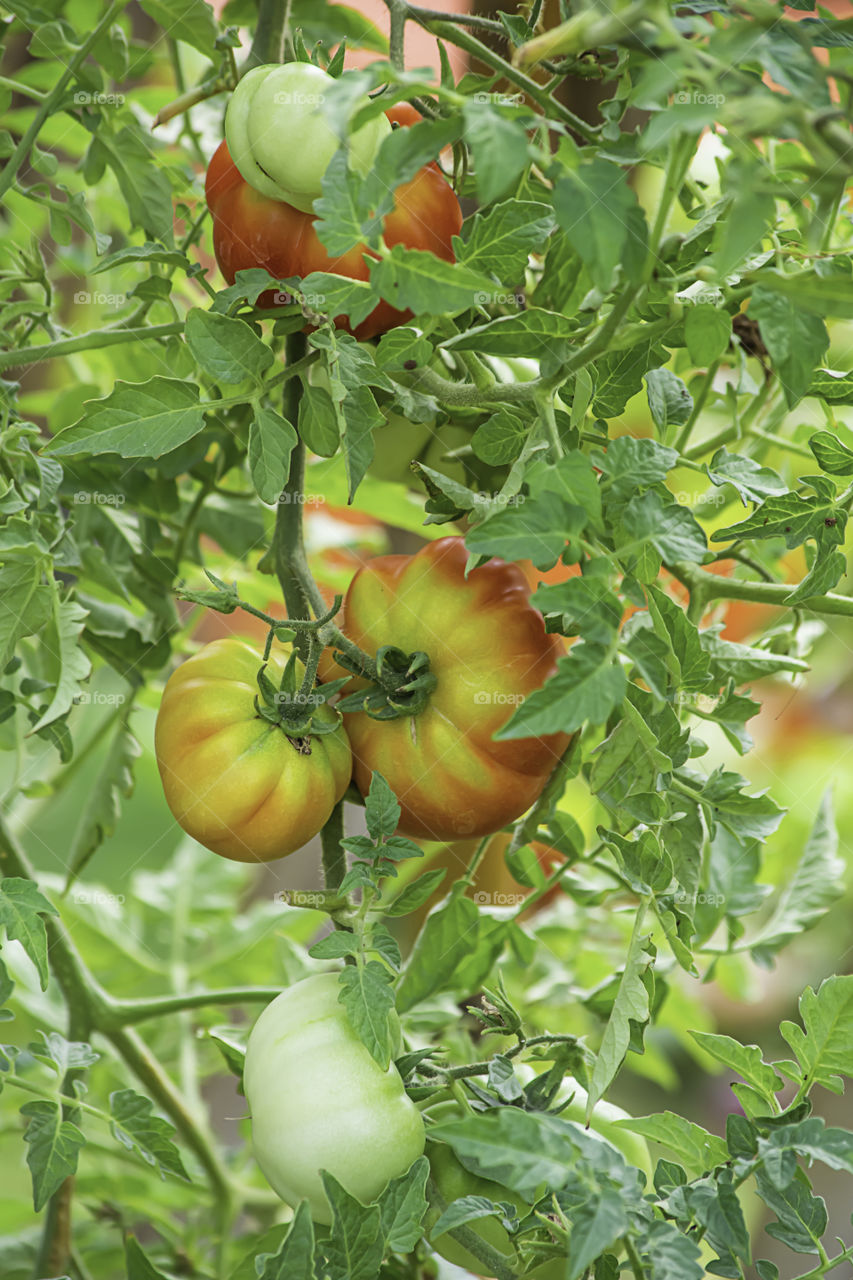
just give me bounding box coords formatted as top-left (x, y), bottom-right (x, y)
top-left (425, 1087), bottom-right (652, 1277)
top-left (244, 973), bottom-right (425, 1224)
top-left (225, 62), bottom-right (390, 213)
top-left (369, 412), bottom-right (471, 488)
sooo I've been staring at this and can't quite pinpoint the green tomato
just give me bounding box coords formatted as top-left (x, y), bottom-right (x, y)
top-left (243, 973), bottom-right (425, 1224)
top-left (369, 412), bottom-right (472, 488)
top-left (225, 62), bottom-right (390, 213)
top-left (425, 1085), bottom-right (653, 1278)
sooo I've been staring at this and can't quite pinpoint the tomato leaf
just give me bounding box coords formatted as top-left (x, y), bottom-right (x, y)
top-left (0, 878), bottom-right (58, 990)
top-left (21, 1100), bottom-right (85, 1212)
top-left (338, 960), bottom-right (396, 1069)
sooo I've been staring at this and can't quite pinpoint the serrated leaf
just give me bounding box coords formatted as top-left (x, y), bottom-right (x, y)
top-left (396, 893), bottom-right (480, 1012)
top-left (613, 1112), bottom-right (728, 1179)
top-left (780, 974), bottom-right (853, 1094)
top-left (645, 368), bottom-right (693, 433)
top-left (497, 644), bottom-right (626, 739)
top-left (371, 245), bottom-right (498, 315)
top-left (109, 1089), bottom-right (190, 1181)
top-left (690, 1032), bottom-right (783, 1104)
top-left (255, 1201), bottom-right (316, 1280)
top-left (587, 927), bottom-right (654, 1110)
top-left (0, 878), bottom-right (58, 990)
top-left (248, 407), bottom-right (298, 505)
top-left (749, 288), bottom-right (829, 408)
top-left (457, 199), bottom-right (555, 282)
top-left (21, 1100), bottom-right (85, 1211)
top-left (338, 960), bottom-right (395, 1069)
top-left (808, 428), bottom-right (853, 476)
top-left (685, 304), bottom-right (731, 365)
top-left (48, 378), bottom-right (205, 459)
top-left (383, 869), bottom-right (448, 917)
top-left (185, 309), bottom-right (273, 384)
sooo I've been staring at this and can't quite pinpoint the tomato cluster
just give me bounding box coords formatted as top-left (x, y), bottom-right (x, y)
top-left (155, 538), bottom-right (565, 860)
top-left (204, 65), bottom-right (462, 339)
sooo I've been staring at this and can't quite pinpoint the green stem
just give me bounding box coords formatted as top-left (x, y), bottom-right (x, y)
top-left (623, 1235), bottom-right (648, 1279)
top-left (386, 0), bottom-right (408, 70)
top-left (0, 0), bottom-right (130, 203)
top-left (0, 323), bottom-right (185, 372)
top-left (106, 987), bottom-right (284, 1026)
top-left (248, 0), bottom-right (288, 68)
top-left (669, 560), bottom-right (853, 618)
top-left (320, 800), bottom-right (347, 892)
top-left (425, 1178), bottom-right (520, 1280)
top-left (419, 19), bottom-right (599, 143)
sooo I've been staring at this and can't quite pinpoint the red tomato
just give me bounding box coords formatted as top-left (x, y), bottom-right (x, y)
top-left (320, 537), bottom-right (569, 841)
top-left (203, 104), bottom-right (462, 340)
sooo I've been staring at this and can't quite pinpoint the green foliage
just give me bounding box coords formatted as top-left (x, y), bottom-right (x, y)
top-left (2, 0), bottom-right (853, 1277)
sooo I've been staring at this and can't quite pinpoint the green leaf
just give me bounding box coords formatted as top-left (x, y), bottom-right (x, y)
top-left (110, 1089), bottom-right (190, 1180)
top-left (371, 245), bottom-right (499, 315)
top-left (623, 490), bottom-right (708, 563)
top-left (554, 158), bottom-right (646, 293)
top-left (466, 490), bottom-right (584, 567)
top-left (645, 368), bottom-right (693, 434)
top-left (784, 549), bottom-right (846, 605)
top-left (613, 1112), bottom-right (729, 1179)
top-left (248, 408), bottom-right (298, 505)
top-left (383, 869), bottom-right (448, 918)
top-left (685, 304), bottom-right (731, 365)
top-left (706, 448), bottom-right (787, 504)
top-left (338, 961), bottom-right (396, 1070)
top-left (377, 1157), bottom-right (430, 1252)
top-left (588, 928), bottom-right (655, 1110)
top-left (64, 716), bottom-right (141, 890)
top-left (298, 384), bottom-right (340, 458)
top-left (457, 199), bottom-right (555, 283)
top-left (749, 287), bottom-right (829, 407)
top-left (593, 436), bottom-right (679, 496)
top-left (690, 1032), bottom-right (783, 1106)
top-left (591, 339), bottom-right (667, 419)
top-left (712, 490), bottom-right (845, 550)
top-left (807, 369), bottom-right (853, 405)
top-left (590, 701), bottom-right (671, 824)
top-left (48, 378), bottom-right (205, 459)
top-left (701, 630), bottom-right (810, 682)
top-left (472, 409), bottom-right (526, 465)
top-left (87, 125), bottom-right (174, 243)
top-left (497, 644), bottom-right (626, 739)
top-left (365, 771), bottom-right (400, 843)
top-left (321, 1172), bottom-right (384, 1280)
top-left (645, 583), bottom-right (710, 689)
top-left (462, 101), bottom-right (532, 204)
top-left (125, 1235), bottom-right (173, 1280)
top-left (532, 576), bottom-right (622, 644)
top-left (566, 1188), bottom-right (631, 1280)
top-left (299, 271), bottom-right (378, 329)
top-left (138, 0), bottom-right (217, 54)
top-left (808, 428), bottom-right (853, 475)
top-left (0, 878), bottom-right (58, 990)
top-left (340, 385), bottom-right (381, 502)
top-left (185, 310), bottom-right (273, 385)
top-left (396, 893), bottom-right (481, 1012)
top-left (29, 598), bottom-right (91, 732)
top-left (748, 268), bottom-right (853, 319)
top-left (21, 1100), bottom-right (84, 1211)
top-left (442, 308), bottom-right (575, 357)
top-left (757, 1167), bottom-right (826, 1255)
top-left (781, 974), bottom-right (853, 1094)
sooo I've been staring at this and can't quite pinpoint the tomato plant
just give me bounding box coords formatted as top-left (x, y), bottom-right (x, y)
top-left (155, 638), bottom-right (352, 861)
top-left (4, 2), bottom-right (853, 1280)
top-left (321, 536), bottom-right (570, 841)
